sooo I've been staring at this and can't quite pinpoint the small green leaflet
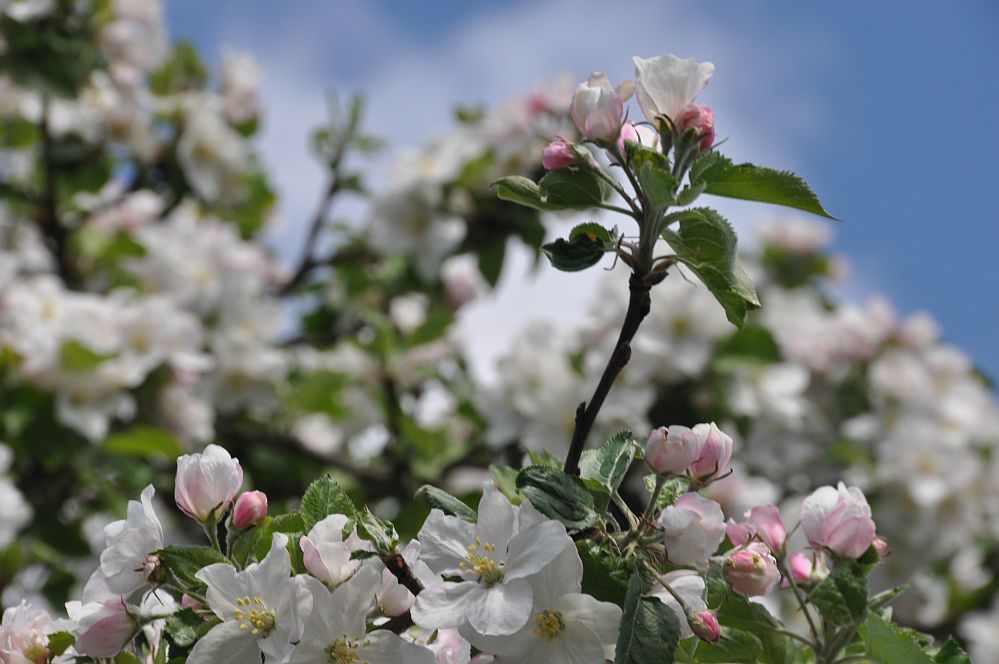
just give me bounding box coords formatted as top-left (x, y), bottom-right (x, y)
top-left (416, 485), bottom-right (477, 522)
top-left (300, 474), bottom-right (356, 531)
top-left (516, 465), bottom-right (597, 531)
top-left (542, 223), bottom-right (616, 272)
top-left (615, 572), bottom-right (681, 664)
top-left (492, 168), bottom-right (609, 212)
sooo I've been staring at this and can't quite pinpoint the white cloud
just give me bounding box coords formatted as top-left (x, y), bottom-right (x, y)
top-left (199, 0), bottom-right (837, 382)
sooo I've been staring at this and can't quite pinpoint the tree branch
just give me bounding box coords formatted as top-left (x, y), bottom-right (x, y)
top-left (563, 272), bottom-right (652, 475)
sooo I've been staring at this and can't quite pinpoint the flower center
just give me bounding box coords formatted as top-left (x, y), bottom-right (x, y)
top-left (532, 610), bottom-right (565, 640)
top-left (326, 637), bottom-right (371, 663)
top-left (459, 538), bottom-right (503, 585)
top-left (234, 596), bottom-right (276, 636)
top-left (22, 642), bottom-right (49, 664)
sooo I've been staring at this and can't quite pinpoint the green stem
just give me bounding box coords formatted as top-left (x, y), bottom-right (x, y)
top-left (643, 475), bottom-right (666, 520)
top-left (780, 560), bottom-right (822, 653)
top-left (203, 519), bottom-right (222, 554)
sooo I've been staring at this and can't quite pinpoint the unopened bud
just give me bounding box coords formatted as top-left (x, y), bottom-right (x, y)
top-left (873, 536), bottom-right (890, 558)
top-left (541, 138), bottom-right (577, 170)
top-left (570, 72), bottom-right (624, 143)
top-left (232, 490), bottom-right (268, 531)
top-left (675, 103), bottom-right (715, 150)
top-left (646, 425), bottom-right (699, 475)
top-left (690, 610), bottom-right (721, 643)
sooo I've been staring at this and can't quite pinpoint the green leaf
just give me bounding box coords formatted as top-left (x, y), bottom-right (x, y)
top-left (715, 592), bottom-right (794, 664)
top-left (933, 637), bottom-right (971, 664)
top-left (642, 475), bottom-right (689, 510)
top-left (60, 339), bottom-right (114, 372)
top-left (114, 652), bottom-right (143, 664)
top-left (863, 612), bottom-right (935, 664)
top-left (576, 540), bottom-right (631, 606)
top-left (300, 474), bottom-right (356, 531)
top-left (538, 169), bottom-right (610, 209)
top-left (615, 572), bottom-right (681, 664)
top-left (164, 608), bottom-right (214, 648)
top-left (662, 208), bottom-right (760, 327)
top-left (628, 143), bottom-right (677, 214)
top-left (104, 426), bottom-right (183, 459)
top-left (810, 560), bottom-right (867, 627)
top-left (677, 628), bottom-right (762, 663)
top-left (253, 513), bottom-right (305, 561)
top-left (355, 507), bottom-right (398, 554)
top-left (415, 485), bottom-right (477, 522)
top-left (691, 152), bottom-right (837, 220)
top-left (542, 223), bottom-right (615, 272)
top-left (47, 631), bottom-right (75, 656)
top-left (713, 325), bottom-right (782, 371)
top-left (283, 371), bottom-right (350, 418)
top-left (579, 430), bottom-right (638, 495)
top-left (492, 170), bottom-right (609, 212)
top-left (492, 176), bottom-right (548, 211)
top-left (516, 465), bottom-right (597, 531)
top-left (490, 465), bottom-right (521, 503)
top-left (156, 546), bottom-right (229, 592)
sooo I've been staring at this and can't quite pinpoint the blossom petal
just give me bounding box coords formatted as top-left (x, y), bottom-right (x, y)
top-left (465, 578), bottom-right (532, 636)
top-left (475, 483), bottom-right (516, 556)
top-left (186, 621), bottom-right (260, 664)
top-left (417, 509), bottom-right (477, 575)
top-left (195, 563), bottom-right (244, 619)
top-left (503, 520), bottom-right (570, 581)
top-left (411, 581), bottom-right (477, 630)
top-left (633, 55), bottom-right (715, 123)
top-left (360, 631), bottom-right (436, 664)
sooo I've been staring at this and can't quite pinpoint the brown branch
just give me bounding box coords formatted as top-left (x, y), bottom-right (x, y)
top-left (37, 97), bottom-right (79, 288)
top-left (563, 272), bottom-right (653, 475)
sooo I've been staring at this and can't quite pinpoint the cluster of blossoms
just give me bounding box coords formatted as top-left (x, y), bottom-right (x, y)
top-left (0, 429), bottom-right (891, 664)
top-left (482, 217), bottom-right (999, 644)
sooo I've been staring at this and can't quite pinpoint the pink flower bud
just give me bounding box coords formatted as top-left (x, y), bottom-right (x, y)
top-left (800, 483), bottom-right (877, 559)
top-left (570, 72), bottom-right (624, 142)
top-left (232, 490), bottom-right (268, 530)
top-left (174, 444), bottom-right (243, 523)
top-left (616, 122), bottom-right (640, 156)
top-left (646, 425), bottom-right (700, 475)
top-left (690, 610), bottom-right (721, 643)
top-left (788, 552), bottom-right (814, 584)
top-left (676, 103), bottom-right (715, 150)
top-left (67, 598), bottom-right (136, 658)
top-left (727, 504), bottom-right (787, 553)
top-left (873, 536), bottom-right (889, 558)
top-left (687, 422), bottom-right (733, 480)
top-left (377, 568), bottom-right (415, 617)
top-left (541, 138), bottom-right (577, 170)
top-left (723, 542), bottom-right (781, 597)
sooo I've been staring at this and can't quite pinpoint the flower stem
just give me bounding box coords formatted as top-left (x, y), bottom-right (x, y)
top-left (779, 559), bottom-right (822, 652)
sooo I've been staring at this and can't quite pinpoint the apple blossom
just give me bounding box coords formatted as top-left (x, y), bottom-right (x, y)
top-left (646, 425), bottom-right (700, 475)
top-left (299, 513), bottom-right (372, 587)
top-left (174, 444), bottom-right (243, 523)
top-left (190, 533), bottom-right (312, 664)
top-left (687, 422), bottom-right (734, 479)
top-left (65, 597), bottom-right (136, 659)
top-left (232, 490), bottom-right (268, 530)
top-left (633, 54), bottom-right (715, 127)
top-left (541, 138), bottom-right (577, 170)
top-left (460, 545), bottom-right (621, 664)
top-left (570, 73), bottom-right (623, 143)
top-left (290, 569), bottom-right (434, 664)
top-left (800, 483), bottom-right (877, 559)
top-left (412, 483), bottom-right (573, 637)
top-left (82, 484), bottom-right (164, 602)
top-left (658, 493), bottom-right (726, 569)
top-left (0, 601), bottom-right (54, 664)
top-left (724, 542), bottom-right (781, 597)
top-left (726, 504), bottom-right (787, 553)
top-left (787, 551), bottom-right (828, 585)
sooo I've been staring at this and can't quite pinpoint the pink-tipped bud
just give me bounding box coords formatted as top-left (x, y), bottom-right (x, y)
top-left (723, 542), bottom-right (781, 597)
top-left (233, 490), bottom-right (268, 531)
top-left (687, 422), bottom-right (733, 480)
top-left (646, 425), bottom-right (700, 475)
top-left (873, 536), bottom-right (890, 558)
top-left (570, 72), bottom-right (624, 143)
top-left (541, 138), bottom-right (577, 170)
top-left (690, 610), bottom-right (721, 643)
top-left (676, 103), bottom-right (715, 150)
top-left (788, 552), bottom-right (814, 584)
top-left (616, 122), bottom-right (640, 156)
top-left (727, 504), bottom-right (787, 553)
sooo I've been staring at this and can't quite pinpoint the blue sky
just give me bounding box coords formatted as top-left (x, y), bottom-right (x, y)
top-left (166, 0), bottom-right (999, 382)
